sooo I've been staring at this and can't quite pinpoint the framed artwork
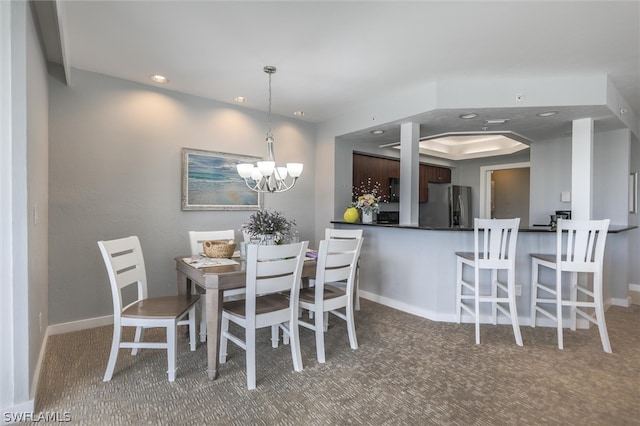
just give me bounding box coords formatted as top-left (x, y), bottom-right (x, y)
top-left (182, 148), bottom-right (263, 210)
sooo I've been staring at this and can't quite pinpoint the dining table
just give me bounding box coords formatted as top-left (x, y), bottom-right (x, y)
top-left (175, 253), bottom-right (317, 380)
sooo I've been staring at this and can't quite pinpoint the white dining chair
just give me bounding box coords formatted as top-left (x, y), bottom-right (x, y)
top-left (455, 218), bottom-right (522, 346)
top-left (325, 228), bottom-right (364, 311)
top-left (218, 241), bottom-right (308, 390)
top-left (189, 229), bottom-right (243, 342)
top-left (98, 236), bottom-right (199, 382)
top-left (297, 237), bottom-right (363, 363)
top-left (530, 218), bottom-right (611, 352)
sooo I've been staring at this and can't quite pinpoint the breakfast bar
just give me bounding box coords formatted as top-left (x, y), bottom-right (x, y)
top-left (332, 221), bottom-right (636, 326)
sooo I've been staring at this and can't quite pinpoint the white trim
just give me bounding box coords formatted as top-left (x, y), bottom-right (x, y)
top-left (479, 161), bottom-right (530, 219)
top-left (359, 290), bottom-right (456, 322)
top-left (28, 328), bottom-right (48, 402)
top-left (609, 297), bottom-right (632, 308)
top-left (628, 283), bottom-right (640, 292)
top-left (47, 315), bottom-right (113, 335)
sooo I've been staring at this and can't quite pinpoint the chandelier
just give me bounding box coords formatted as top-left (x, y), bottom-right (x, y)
top-left (236, 66), bottom-right (303, 193)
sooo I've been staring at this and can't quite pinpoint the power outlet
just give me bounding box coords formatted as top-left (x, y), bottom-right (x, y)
top-left (515, 285), bottom-right (522, 296)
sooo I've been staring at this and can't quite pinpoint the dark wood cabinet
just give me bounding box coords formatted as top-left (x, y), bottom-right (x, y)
top-left (352, 152), bottom-right (450, 203)
top-left (427, 165), bottom-right (451, 183)
top-left (419, 164), bottom-right (429, 202)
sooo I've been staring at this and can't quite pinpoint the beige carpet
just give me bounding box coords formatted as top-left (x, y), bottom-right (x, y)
top-left (32, 300), bottom-right (640, 425)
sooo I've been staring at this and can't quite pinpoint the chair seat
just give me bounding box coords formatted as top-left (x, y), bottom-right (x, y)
top-left (223, 294), bottom-right (290, 318)
top-left (454, 251), bottom-right (475, 261)
top-left (455, 251), bottom-right (512, 261)
top-left (122, 294), bottom-right (200, 319)
top-left (530, 253), bottom-right (563, 263)
top-left (299, 284), bottom-right (345, 303)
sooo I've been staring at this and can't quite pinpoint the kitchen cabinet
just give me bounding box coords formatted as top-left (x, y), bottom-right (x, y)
top-left (427, 166), bottom-right (451, 183)
top-left (352, 153), bottom-right (450, 203)
top-left (352, 153), bottom-right (399, 199)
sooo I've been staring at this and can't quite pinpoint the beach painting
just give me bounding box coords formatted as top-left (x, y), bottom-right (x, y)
top-left (182, 148), bottom-right (263, 210)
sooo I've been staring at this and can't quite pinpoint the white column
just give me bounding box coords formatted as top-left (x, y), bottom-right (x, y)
top-left (571, 118), bottom-right (594, 220)
top-left (399, 122), bottom-right (419, 226)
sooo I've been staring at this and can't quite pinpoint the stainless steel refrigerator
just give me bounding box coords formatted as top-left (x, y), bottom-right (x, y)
top-left (419, 183), bottom-right (472, 228)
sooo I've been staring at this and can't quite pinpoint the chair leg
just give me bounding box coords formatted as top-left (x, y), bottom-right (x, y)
top-left (246, 327), bottom-right (256, 390)
top-left (314, 308), bottom-right (326, 363)
top-left (354, 264), bottom-right (361, 311)
top-left (569, 272), bottom-right (578, 331)
top-left (594, 272), bottom-right (612, 353)
top-left (167, 324), bottom-right (177, 382)
top-left (530, 259), bottom-right (539, 328)
top-left (345, 299), bottom-right (359, 350)
top-left (491, 269), bottom-right (498, 325)
top-left (455, 259), bottom-right (463, 323)
top-left (288, 318), bottom-right (303, 372)
top-left (132, 326), bottom-right (144, 356)
top-left (507, 269), bottom-right (523, 346)
top-left (556, 268), bottom-right (564, 350)
top-left (103, 325), bottom-right (122, 382)
top-left (271, 324), bottom-right (280, 348)
top-left (199, 298), bottom-right (207, 343)
top-left (219, 315), bottom-right (229, 364)
top-left (188, 307), bottom-right (197, 351)
top-left (474, 266), bottom-right (480, 345)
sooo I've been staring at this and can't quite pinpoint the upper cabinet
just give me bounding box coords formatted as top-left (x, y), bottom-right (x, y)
top-left (427, 165), bottom-right (451, 183)
top-left (352, 152), bottom-right (451, 203)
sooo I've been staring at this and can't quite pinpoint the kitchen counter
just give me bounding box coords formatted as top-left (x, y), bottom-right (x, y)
top-left (331, 220), bottom-right (636, 327)
top-left (331, 221), bottom-right (637, 234)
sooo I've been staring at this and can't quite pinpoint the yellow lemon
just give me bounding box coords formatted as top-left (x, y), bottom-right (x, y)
top-left (343, 207), bottom-right (359, 223)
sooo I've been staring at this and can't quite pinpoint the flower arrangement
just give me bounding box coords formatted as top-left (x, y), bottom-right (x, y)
top-left (242, 209), bottom-right (296, 244)
top-left (351, 178), bottom-right (384, 214)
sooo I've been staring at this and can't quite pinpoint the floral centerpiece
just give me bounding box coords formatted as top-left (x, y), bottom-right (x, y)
top-left (242, 209), bottom-right (296, 244)
top-left (351, 178), bottom-right (383, 214)
top-left (349, 178), bottom-right (385, 223)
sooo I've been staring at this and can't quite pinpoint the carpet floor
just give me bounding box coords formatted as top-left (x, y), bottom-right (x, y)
top-left (31, 300), bottom-right (640, 425)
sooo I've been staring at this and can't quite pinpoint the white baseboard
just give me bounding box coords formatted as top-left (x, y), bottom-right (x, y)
top-left (47, 315), bottom-right (113, 335)
top-left (609, 297), bottom-right (632, 308)
top-left (629, 283), bottom-right (640, 292)
top-left (359, 290), bottom-right (456, 322)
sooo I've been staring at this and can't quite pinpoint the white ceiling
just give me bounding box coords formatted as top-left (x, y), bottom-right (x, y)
top-left (37, 1), bottom-right (640, 147)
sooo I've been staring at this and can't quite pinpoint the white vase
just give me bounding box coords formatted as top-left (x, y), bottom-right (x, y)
top-left (361, 210), bottom-right (373, 224)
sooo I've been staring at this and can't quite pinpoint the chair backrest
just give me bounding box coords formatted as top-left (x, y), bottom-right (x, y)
top-left (315, 238), bottom-right (363, 301)
top-left (556, 219), bottom-right (610, 273)
top-left (245, 241), bottom-right (309, 315)
top-left (98, 236), bottom-right (148, 320)
top-left (473, 218), bottom-right (520, 269)
top-left (189, 230), bottom-right (235, 255)
top-left (325, 228), bottom-right (363, 240)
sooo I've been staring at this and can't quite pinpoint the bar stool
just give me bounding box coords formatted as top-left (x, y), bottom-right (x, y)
top-left (455, 218), bottom-right (522, 346)
top-left (530, 218), bottom-right (611, 352)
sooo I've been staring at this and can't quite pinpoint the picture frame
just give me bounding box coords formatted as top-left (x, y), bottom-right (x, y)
top-left (629, 172), bottom-right (638, 214)
top-left (182, 148), bottom-right (263, 210)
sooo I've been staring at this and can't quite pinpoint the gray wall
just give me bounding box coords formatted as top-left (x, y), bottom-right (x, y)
top-left (48, 69), bottom-right (317, 325)
top-left (2, 0), bottom-right (49, 411)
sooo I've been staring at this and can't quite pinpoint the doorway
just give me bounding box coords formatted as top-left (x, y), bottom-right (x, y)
top-left (480, 162), bottom-right (530, 225)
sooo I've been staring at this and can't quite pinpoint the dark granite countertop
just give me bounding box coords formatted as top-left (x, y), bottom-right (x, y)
top-left (331, 221), bottom-right (637, 234)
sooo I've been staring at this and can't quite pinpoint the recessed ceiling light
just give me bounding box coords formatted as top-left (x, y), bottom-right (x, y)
top-left (537, 111), bottom-right (558, 117)
top-left (371, 130), bottom-right (385, 135)
top-left (459, 113), bottom-right (478, 119)
top-left (150, 74), bottom-right (169, 84)
top-left (234, 96), bottom-right (247, 103)
top-left (484, 119), bottom-right (509, 125)
top-left (293, 111), bottom-right (305, 116)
